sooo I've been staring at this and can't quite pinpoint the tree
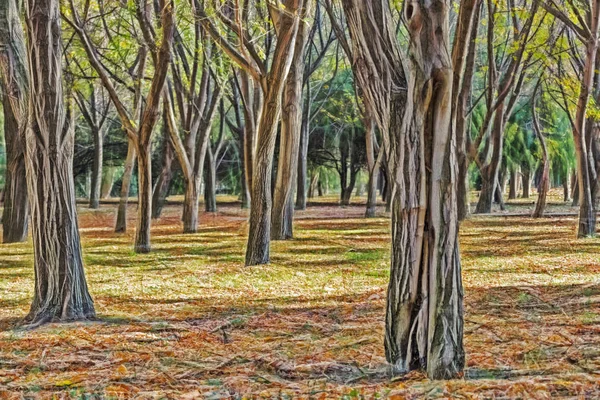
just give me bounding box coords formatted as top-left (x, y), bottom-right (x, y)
top-left (200, 0), bottom-right (305, 265)
top-left (0, 0), bottom-right (29, 243)
top-left (532, 81), bottom-right (549, 218)
top-left (340, 0), bottom-right (473, 378)
top-left (74, 84), bottom-right (110, 209)
top-left (23, 0), bottom-right (95, 325)
top-left (272, 0), bottom-right (313, 240)
top-left (67, 0), bottom-right (175, 252)
top-left (544, 0), bottom-right (600, 237)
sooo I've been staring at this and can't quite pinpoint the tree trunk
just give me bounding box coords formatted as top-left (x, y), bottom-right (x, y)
top-left (89, 127), bottom-right (103, 209)
top-left (0, 0), bottom-right (29, 244)
top-left (152, 121), bottom-right (175, 219)
top-left (182, 178), bottom-right (200, 234)
top-left (24, 0), bottom-right (95, 325)
top-left (508, 168), bottom-right (518, 200)
top-left (521, 168), bottom-right (531, 199)
top-left (295, 105), bottom-right (310, 210)
top-left (365, 116), bottom-right (380, 218)
top-left (272, 3), bottom-right (311, 240)
top-left (101, 166), bottom-right (117, 198)
top-left (1, 86), bottom-right (28, 244)
top-left (308, 169), bottom-right (319, 198)
top-left (115, 138), bottom-right (136, 233)
top-left (244, 1), bottom-right (302, 266)
top-left (204, 152), bottom-right (217, 213)
top-left (384, 0), bottom-right (463, 379)
top-left (563, 169), bottom-right (571, 203)
top-left (134, 144), bottom-right (152, 253)
top-left (475, 102), bottom-right (505, 214)
top-left (532, 89), bottom-right (549, 218)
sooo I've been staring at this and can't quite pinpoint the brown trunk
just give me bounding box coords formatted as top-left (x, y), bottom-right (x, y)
top-left (89, 127), bottom-right (103, 209)
top-left (508, 168), bottom-right (518, 200)
top-left (182, 179), bottom-right (200, 234)
top-left (532, 86), bottom-right (549, 218)
top-left (204, 152), bottom-right (217, 213)
top-left (308, 169), bottom-right (319, 198)
top-left (24, 0), bottom-right (95, 325)
top-left (0, 0), bottom-right (29, 243)
top-left (244, 0), bottom-right (303, 266)
top-left (365, 115), bottom-right (380, 218)
top-left (152, 118), bottom-right (175, 219)
top-left (521, 168), bottom-right (531, 199)
top-left (1, 87), bottom-right (28, 244)
top-left (295, 84), bottom-right (310, 210)
top-left (134, 143), bottom-right (152, 253)
top-left (115, 139), bottom-right (136, 233)
top-left (272, 1), bottom-right (312, 240)
top-left (475, 102), bottom-right (505, 214)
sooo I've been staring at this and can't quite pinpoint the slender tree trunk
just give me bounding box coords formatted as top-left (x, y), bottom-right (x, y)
top-left (89, 127), bottom-right (103, 209)
top-left (24, 0), bottom-right (95, 325)
top-left (152, 121), bottom-right (175, 219)
top-left (295, 100), bottom-right (310, 210)
top-left (532, 90), bottom-right (549, 218)
top-left (508, 168), bottom-right (518, 200)
top-left (0, 0), bottom-right (29, 244)
top-left (204, 152), bottom-right (217, 213)
top-left (115, 138), bottom-right (136, 233)
top-left (563, 169), bottom-right (571, 202)
top-left (134, 144), bottom-right (152, 253)
top-left (521, 168), bottom-right (531, 199)
top-left (475, 103), bottom-right (505, 214)
top-left (272, 2), bottom-right (311, 240)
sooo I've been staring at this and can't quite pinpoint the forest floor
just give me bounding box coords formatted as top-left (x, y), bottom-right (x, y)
top-left (0, 189), bottom-right (599, 398)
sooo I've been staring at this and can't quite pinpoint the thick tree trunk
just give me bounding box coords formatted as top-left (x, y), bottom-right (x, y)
top-left (24, 0), bottom-right (95, 325)
top-left (134, 144), bottom-right (152, 253)
top-left (115, 139), bottom-right (136, 233)
top-left (204, 153), bottom-right (217, 213)
top-left (532, 97), bottom-right (549, 218)
top-left (182, 179), bottom-right (200, 234)
top-left (244, 1), bottom-right (301, 265)
top-left (152, 123), bottom-right (175, 219)
top-left (89, 127), bottom-right (103, 209)
top-left (0, 0), bottom-right (29, 244)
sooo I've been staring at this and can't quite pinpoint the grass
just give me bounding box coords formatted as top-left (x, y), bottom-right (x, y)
top-left (0, 192), bottom-right (599, 398)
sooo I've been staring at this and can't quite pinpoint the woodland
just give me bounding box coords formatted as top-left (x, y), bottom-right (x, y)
top-left (0, 0), bottom-right (599, 398)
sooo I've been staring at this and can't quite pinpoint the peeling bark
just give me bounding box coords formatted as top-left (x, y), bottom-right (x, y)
top-left (24, 0), bottom-right (95, 325)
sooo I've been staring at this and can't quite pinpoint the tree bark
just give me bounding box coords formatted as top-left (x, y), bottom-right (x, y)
top-left (152, 116), bottom-right (175, 219)
top-left (204, 152), bottom-right (217, 213)
top-left (115, 139), bottom-right (136, 233)
top-left (563, 169), bottom-right (571, 203)
top-left (365, 115), bottom-right (380, 218)
top-left (532, 86), bottom-right (549, 218)
top-left (508, 168), bottom-right (518, 200)
top-left (271, 1), bottom-right (312, 240)
top-left (89, 126), bottom-right (103, 209)
top-left (101, 166), bottom-right (116, 198)
top-left (24, 0), bottom-right (95, 325)
top-left (1, 83), bottom-right (28, 244)
top-left (475, 102), bottom-right (505, 214)
top-left (0, 0), bottom-right (29, 243)
top-left (341, 0), bottom-right (465, 379)
top-left (245, 0), bottom-right (303, 266)
top-left (521, 168), bottom-right (531, 199)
